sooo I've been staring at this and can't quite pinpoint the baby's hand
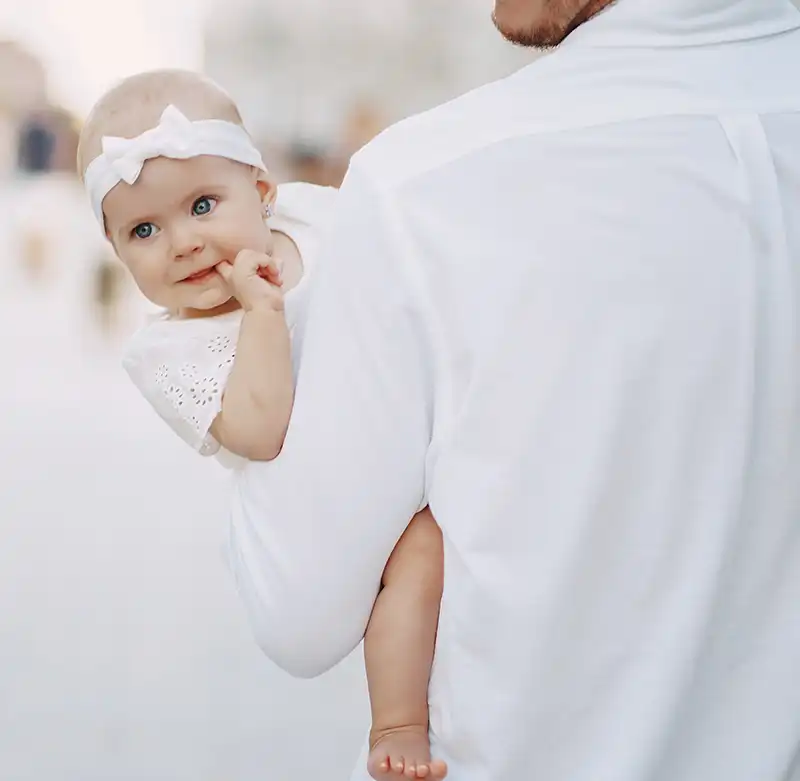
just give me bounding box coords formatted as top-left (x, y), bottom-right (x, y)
top-left (217, 250), bottom-right (284, 313)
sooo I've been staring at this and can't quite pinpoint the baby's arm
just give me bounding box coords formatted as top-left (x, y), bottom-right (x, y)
top-left (210, 306), bottom-right (292, 461)
top-left (211, 250), bottom-right (293, 461)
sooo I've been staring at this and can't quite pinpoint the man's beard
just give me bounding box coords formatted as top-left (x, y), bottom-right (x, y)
top-left (492, 0), bottom-right (613, 50)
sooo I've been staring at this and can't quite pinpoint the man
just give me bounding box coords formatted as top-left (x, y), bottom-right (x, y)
top-left (228, 1), bottom-right (800, 779)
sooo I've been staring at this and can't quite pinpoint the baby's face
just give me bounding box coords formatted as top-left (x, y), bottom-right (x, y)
top-left (103, 155), bottom-right (273, 313)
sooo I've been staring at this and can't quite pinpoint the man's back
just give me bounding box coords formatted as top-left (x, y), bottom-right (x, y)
top-left (351, 1), bottom-right (800, 778)
top-left (226, 1), bottom-right (800, 779)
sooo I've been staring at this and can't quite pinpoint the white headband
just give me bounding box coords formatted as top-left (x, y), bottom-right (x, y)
top-left (83, 104), bottom-right (267, 227)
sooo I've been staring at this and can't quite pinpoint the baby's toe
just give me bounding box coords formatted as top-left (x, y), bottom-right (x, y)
top-left (367, 752), bottom-right (391, 779)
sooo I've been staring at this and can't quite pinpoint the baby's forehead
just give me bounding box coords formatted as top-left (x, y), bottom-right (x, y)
top-left (103, 155), bottom-right (251, 219)
top-left (138, 154), bottom-right (250, 185)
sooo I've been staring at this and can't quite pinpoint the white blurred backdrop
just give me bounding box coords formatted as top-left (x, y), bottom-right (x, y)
top-left (0, 1), bottom-right (528, 778)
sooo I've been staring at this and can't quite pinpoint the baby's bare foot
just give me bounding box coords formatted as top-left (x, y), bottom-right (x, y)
top-left (368, 726), bottom-right (448, 780)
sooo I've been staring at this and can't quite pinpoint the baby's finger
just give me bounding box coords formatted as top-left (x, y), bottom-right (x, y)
top-left (259, 254), bottom-right (282, 274)
top-left (259, 257), bottom-right (283, 281)
top-left (258, 265), bottom-right (282, 285)
top-left (215, 260), bottom-right (234, 282)
top-left (233, 248), bottom-right (268, 273)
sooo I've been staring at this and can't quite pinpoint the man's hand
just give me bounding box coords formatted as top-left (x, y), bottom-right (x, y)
top-left (217, 249), bottom-right (284, 312)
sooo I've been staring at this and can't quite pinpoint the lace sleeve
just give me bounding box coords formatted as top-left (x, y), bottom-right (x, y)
top-left (122, 313), bottom-right (241, 456)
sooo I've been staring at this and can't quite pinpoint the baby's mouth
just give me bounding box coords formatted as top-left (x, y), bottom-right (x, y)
top-left (182, 267), bottom-right (217, 283)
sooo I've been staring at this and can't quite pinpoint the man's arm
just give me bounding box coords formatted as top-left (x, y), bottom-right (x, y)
top-left (228, 160), bottom-right (434, 678)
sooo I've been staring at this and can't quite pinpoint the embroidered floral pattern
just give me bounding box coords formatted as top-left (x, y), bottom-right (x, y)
top-left (207, 334), bottom-right (232, 354)
top-left (189, 376), bottom-right (221, 408)
top-left (146, 331), bottom-right (236, 441)
top-left (217, 351), bottom-right (236, 372)
top-left (164, 384), bottom-right (185, 409)
top-left (154, 364), bottom-right (169, 387)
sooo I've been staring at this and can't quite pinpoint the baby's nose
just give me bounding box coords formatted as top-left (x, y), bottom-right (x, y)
top-left (170, 223), bottom-right (204, 258)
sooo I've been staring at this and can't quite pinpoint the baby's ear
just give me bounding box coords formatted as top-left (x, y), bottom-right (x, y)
top-left (255, 169), bottom-right (278, 208)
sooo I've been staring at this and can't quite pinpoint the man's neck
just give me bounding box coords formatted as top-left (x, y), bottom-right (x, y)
top-left (571, 0), bottom-right (616, 33)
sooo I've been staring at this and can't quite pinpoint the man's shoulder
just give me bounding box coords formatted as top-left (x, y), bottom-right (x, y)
top-left (351, 29), bottom-right (800, 196)
top-left (347, 45), bottom-right (614, 191)
top-left (276, 182), bottom-right (338, 220)
top-left (273, 181), bottom-right (338, 237)
top-left (350, 62), bottom-right (544, 191)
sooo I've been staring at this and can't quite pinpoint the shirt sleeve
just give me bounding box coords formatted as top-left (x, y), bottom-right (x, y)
top-left (121, 314), bottom-right (241, 457)
top-left (268, 182), bottom-right (338, 276)
top-left (227, 161), bottom-right (434, 678)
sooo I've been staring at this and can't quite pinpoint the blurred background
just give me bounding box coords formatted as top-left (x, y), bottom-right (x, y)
top-left (0, 1), bottom-right (533, 779)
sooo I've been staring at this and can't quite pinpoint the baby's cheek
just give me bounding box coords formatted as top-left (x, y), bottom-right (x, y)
top-left (126, 262), bottom-right (171, 307)
top-left (238, 212), bottom-right (273, 254)
top-left (206, 221), bottom-right (245, 259)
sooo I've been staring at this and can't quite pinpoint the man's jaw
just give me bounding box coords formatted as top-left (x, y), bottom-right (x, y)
top-left (493, 0), bottom-right (615, 49)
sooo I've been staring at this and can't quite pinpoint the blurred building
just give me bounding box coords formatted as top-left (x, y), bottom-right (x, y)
top-left (203, 0), bottom-right (534, 180)
top-left (17, 106), bottom-right (80, 174)
top-left (0, 40), bottom-right (48, 174)
top-left (0, 40), bottom-right (79, 176)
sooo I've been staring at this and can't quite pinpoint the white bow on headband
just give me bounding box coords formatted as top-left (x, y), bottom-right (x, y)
top-left (83, 104), bottom-right (267, 228)
top-left (101, 105), bottom-right (201, 185)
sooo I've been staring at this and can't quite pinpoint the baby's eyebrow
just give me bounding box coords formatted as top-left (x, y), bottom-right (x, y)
top-left (185, 181), bottom-right (230, 197)
top-left (123, 214), bottom-right (154, 231)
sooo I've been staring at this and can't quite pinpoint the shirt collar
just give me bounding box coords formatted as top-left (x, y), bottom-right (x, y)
top-left (563, 0), bottom-right (800, 48)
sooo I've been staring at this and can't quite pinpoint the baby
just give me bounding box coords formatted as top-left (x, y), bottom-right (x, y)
top-left (77, 69), bottom-right (447, 781)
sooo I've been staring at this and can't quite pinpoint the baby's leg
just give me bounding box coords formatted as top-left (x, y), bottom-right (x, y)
top-left (366, 507), bottom-right (447, 780)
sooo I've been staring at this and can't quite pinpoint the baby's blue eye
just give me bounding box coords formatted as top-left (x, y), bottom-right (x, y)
top-left (133, 223), bottom-right (155, 240)
top-left (192, 196), bottom-right (217, 216)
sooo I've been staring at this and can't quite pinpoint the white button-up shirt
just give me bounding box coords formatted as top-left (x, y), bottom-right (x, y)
top-left (228, 1), bottom-right (800, 779)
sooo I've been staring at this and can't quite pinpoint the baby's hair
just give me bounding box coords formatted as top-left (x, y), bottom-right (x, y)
top-left (77, 69), bottom-right (245, 178)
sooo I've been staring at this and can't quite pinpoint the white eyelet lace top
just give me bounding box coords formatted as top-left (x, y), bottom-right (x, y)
top-left (122, 182), bottom-right (337, 467)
